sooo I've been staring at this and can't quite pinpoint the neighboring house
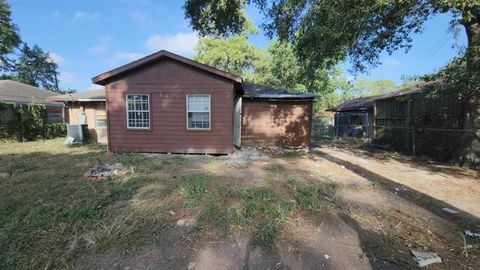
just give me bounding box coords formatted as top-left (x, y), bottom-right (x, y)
top-left (91, 50), bottom-right (315, 154)
top-left (326, 95), bottom-right (380, 138)
top-left (0, 79), bottom-right (65, 123)
top-left (48, 89), bottom-right (108, 143)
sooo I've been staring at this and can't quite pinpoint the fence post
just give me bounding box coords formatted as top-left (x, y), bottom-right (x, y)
top-left (412, 127), bottom-right (416, 157)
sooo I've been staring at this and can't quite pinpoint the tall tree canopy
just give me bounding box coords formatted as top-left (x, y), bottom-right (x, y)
top-left (7, 44), bottom-right (60, 90)
top-left (0, 0), bottom-right (20, 66)
top-left (184, 0), bottom-right (480, 72)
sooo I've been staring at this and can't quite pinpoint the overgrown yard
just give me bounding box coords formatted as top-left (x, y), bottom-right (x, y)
top-left (0, 139), bottom-right (479, 269)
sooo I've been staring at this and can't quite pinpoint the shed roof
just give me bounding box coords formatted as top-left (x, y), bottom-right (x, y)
top-left (92, 50), bottom-right (243, 93)
top-left (327, 80), bottom-right (442, 112)
top-left (243, 82), bottom-right (316, 100)
top-left (48, 89), bottom-right (106, 102)
top-left (0, 80), bottom-right (64, 107)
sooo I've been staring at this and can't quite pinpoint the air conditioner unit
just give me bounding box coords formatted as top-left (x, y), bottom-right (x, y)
top-left (67, 124), bottom-right (89, 142)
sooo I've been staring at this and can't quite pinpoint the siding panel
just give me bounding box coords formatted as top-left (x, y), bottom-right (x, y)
top-left (242, 100), bottom-right (312, 148)
top-left (106, 58), bottom-right (234, 154)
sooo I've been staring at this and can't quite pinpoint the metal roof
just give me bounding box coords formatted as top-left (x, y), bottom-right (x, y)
top-left (0, 80), bottom-right (64, 107)
top-left (48, 89), bottom-right (106, 102)
top-left (243, 82), bottom-right (316, 100)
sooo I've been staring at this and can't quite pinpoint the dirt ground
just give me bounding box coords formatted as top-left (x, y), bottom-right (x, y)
top-left (74, 141), bottom-right (480, 270)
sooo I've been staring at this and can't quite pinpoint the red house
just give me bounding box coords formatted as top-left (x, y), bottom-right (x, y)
top-left (92, 50), bottom-right (315, 154)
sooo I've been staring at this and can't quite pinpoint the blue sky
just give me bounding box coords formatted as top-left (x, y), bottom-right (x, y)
top-left (9, 0), bottom-right (467, 92)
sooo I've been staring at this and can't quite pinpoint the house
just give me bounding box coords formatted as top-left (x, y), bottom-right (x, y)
top-left (0, 79), bottom-right (65, 123)
top-left (326, 95), bottom-right (381, 138)
top-left (48, 89), bottom-right (107, 143)
top-left (91, 50), bottom-right (315, 154)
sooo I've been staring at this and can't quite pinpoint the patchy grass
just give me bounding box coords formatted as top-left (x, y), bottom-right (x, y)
top-left (0, 139), bottom-right (344, 269)
top-left (285, 178), bottom-right (342, 212)
top-left (263, 163), bottom-right (286, 175)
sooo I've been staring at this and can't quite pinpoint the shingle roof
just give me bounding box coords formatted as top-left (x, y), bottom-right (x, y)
top-left (327, 80), bottom-right (442, 112)
top-left (326, 95), bottom-right (382, 112)
top-left (92, 50), bottom-right (243, 94)
top-left (0, 80), bottom-right (64, 107)
top-left (48, 89), bottom-right (106, 102)
top-left (243, 82), bottom-right (316, 100)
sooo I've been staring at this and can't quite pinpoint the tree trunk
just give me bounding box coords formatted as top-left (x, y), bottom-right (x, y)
top-left (458, 18), bottom-right (480, 169)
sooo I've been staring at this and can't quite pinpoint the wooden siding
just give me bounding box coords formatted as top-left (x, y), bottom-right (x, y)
top-left (242, 99), bottom-right (313, 148)
top-left (68, 102), bottom-right (108, 144)
top-left (105, 59), bottom-right (235, 154)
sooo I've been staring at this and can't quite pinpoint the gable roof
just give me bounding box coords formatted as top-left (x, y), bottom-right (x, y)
top-left (92, 50), bottom-right (243, 92)
top-left (0, 80), bottom-right (64, 107)
top-left (243, 82), bottom-right (316, 100)
top-left (327, 80), bottom-right (442, 112)
top-left (48, 88), bottom-right (105, 102)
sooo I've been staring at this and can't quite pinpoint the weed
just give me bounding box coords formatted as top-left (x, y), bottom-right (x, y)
top-left (178, 174), bottom-right (209, 208)
top-left (263, 163), bottom-right (285, 174)
top-left (285, 178), bottom-right (341, 212)
top-left (251, 220), bottom-right (278, 250)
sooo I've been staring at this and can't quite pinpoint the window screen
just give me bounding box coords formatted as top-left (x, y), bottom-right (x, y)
top-left (187, 94), bottom-right (210, 129)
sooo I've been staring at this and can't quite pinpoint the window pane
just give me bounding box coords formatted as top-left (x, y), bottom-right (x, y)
top-left (126, 94), bottom-right (150, 128)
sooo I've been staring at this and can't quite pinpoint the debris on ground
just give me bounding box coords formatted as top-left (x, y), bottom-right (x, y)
top-left (83, 163), bottom-right (132, 181)
top-left (465, 230), bottom-right (480, 239)
top-left (410, 250), bottom-right (442, 267)
top-left (220, 147), bottom-right (269, 166)
top-left (64, 136), bottom-right (78, 146)
top-left (188, 261), bottom-right (196, 270)
top-left (324, 254), bottom-right (330, 260)
top-left (0, 172), bottom-right (9, 178)
top-left (442, 207), bottom-right (458, 214)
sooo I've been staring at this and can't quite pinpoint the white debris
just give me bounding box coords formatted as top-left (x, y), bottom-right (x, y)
top-left (169, 210), bottom-right (176, 215)
top-left (340, 165), bottom-right (345, 168)
top-left (442, 207), bottom-right (458, 214)
top-left (188, 261), bottom-right (196, 270)
top-left (324, 254), bottom-right (330, 260)
top-left (410, 250), bottom-right (442, 267)
top-left (465, 230), bottom-right (480, 239)
top-left (64, 136), bottom-right (75, 145)
top-left (176, 219), bottom-right (186, 227)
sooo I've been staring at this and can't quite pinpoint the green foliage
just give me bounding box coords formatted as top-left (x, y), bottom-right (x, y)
top-left (0, 0), bottom-right (20, 64)
top-left (178, 174), bottom-right (209, 208)
top-left (184, 0), bottom-right (480, 73)
top-left (3, 43), bottom-right (60, 91)
top-left (0, 102), bottom-right (66, 141)
top-left (285, 178), bottom-right (341, 212)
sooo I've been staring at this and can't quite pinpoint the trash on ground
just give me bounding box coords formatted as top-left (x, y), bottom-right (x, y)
top-left (340, 165), bottom-right (345, 168)
top-left (442, 207), bottom-right (458, 214)
top-left (464, 230), bottom-right (480, 239)
top-left (64, 136), bottom-right (76, 146)
top-left (352, 181), bottom-right (362, 188)
top-left (324, 254), bottom-right (330, 260)
top-left (83, 163), bottom-right (132, 181)
top-left (410, 250), bottom-right (442, 267)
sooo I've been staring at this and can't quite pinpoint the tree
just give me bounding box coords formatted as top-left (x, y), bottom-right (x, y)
top-left (184, 1), bottom-right (480, 72)
top-left (3, 44), bottom-right (60, 91)
top-left (348, 79), bottom-right (398, 98)
top-left (0, 0), bottom-right (20, 67)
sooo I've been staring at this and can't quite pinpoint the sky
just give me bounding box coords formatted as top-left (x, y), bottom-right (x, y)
top-left (8, 0), bottom-right (467, 92)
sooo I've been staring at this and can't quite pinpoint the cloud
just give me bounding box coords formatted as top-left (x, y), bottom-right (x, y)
top-left (89, 37), bottom-right (114, 54)
top-left (48, 52), bottom-right (65, 65)
top-left (72, 11), bottom-right (101, 21)
top-left (145, 32), bottom-right (198, 55)
top-left (383, 58), bottom-right (401, 68)
top-left (59, 72), bottom-right (74, 84)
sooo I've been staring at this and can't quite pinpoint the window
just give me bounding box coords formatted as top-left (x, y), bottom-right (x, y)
top-left (187, 94), bottom-right (210, 129)
top-left (126, 94), bottom-right (150, 129)
top-left (95, 105), bottom-right (107, 129)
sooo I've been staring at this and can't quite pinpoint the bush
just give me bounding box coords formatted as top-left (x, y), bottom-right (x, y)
top-left (0, 102), bottom-right (66, 141)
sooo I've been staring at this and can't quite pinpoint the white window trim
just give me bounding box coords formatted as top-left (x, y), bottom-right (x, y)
top-left (186, 94), bottom-right (211, 130)
top-left (126, 94), bottom-right (151, 129)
